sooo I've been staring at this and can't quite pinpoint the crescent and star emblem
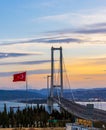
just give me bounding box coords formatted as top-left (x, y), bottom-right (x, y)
top-left (17, 74), bottom-right (25, 79)
top-left (20, 74), bottom-right (24, 79)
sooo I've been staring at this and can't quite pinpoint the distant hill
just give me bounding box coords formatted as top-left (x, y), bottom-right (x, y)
top-left (63, 88), bottom-right (106, 101)
top-left (28, 88), bottom-right (106, 101)
top-left (0, 90), bottom-right (44, 101)
top-left (0, 88), bottom-right (106, 101)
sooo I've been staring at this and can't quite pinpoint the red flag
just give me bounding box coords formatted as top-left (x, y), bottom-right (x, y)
top-left (13, 72), bottom-right (26, 82)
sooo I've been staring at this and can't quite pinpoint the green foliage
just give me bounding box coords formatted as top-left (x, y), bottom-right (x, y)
top-left (0, 103), bottom-right (76, 128)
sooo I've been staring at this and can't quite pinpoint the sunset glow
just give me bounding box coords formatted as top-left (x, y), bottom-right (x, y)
top-left (0, 0), bottom-right (106, 89)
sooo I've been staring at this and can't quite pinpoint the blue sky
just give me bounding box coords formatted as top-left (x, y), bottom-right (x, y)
top-left (0, 0), bottom-right (106, 39)
top-left (0, 0), bottom-right (106, 89)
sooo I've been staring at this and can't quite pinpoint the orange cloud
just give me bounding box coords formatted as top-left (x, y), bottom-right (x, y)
top-left (62, 57), bottom-right (106, 88)
top-left (65, 57), bottom-right (106, 75)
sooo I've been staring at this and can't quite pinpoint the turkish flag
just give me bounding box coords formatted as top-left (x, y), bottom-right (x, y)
top-left (13, 72), bottom-right (26, 82)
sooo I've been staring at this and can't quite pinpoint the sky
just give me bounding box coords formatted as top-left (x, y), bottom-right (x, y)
top-left (0, 0), bottom-right (106, 90)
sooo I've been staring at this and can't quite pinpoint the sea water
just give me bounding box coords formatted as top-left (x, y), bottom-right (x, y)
top-left (0, 101), bottom-right (105, 112)
top-left (77, 101), bottom-right (106, 111)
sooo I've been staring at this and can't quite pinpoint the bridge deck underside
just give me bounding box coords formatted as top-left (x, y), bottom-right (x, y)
top-left (53, 97), bottom-right (106, 122)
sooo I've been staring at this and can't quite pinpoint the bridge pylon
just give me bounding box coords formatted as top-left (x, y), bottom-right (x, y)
top-left (50, 46), bottom-right (63, 98)
top-left (47, 46), bottom-right (63, 110)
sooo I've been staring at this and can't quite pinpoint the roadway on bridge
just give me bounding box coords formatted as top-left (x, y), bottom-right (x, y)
top-left (53, 97), bottom-right (106, 122)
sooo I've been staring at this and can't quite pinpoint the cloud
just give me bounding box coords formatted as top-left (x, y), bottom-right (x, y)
top-left (89, 22), bottom-right (106, 28)
top-left (77, 73), bottom-right (106, 78)
top-left (0, 60), bottom-right (51, 65)
top-left (73, 57), bottom-right (106, 68)
top-left (0, 36), bottom-right (82, 45)
top-left (1, 7), bottom-right (106, 45)
top-left (0, 7), bottom-right (106, 46)
top-left (0, 69), bottom-right (51, 77)
top-left (32, 7), bottom-right (106, 37)
top-left (35, 13), bottom-right (69, 22)
top-left (0, 52), bottom-right (39, 59)
top-left (84, 57), bottom-right (106, 65)
top-left (0, 28), bottom-right (106, 46)
top-left (0, 39), bottom-right (37, 46)
top-left (42, 38), bottom-right (82, 43)
top-left (76, 28), bottom-right (106, 34)
top-left (0, 37), bottom-right (53, 46)
top-left (28, 69), bottom-right (51, 75)
top-left (74, 22), bottom-right (106, 34)
top-left (46, 21), bottom-right (106, 35)
top-left (34, 7), bottom-right (106, 26)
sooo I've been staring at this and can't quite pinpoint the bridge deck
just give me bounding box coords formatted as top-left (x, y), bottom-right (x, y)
top-left (52, 97), bottom-right (106, 122)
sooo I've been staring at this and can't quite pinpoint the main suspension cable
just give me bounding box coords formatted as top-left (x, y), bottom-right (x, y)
top-left (63, 56), bottom-right (75, 102)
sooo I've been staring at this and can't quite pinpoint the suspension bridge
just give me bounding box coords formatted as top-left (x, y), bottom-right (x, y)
top-left (47, 47), bottom-right (106, 122)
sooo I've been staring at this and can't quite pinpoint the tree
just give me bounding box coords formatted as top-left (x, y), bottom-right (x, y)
top-left (1, 104), bottom-right (9, 127)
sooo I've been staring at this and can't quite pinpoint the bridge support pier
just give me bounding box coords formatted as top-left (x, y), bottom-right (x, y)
top-left (47, 97), bottom-right (53, 113)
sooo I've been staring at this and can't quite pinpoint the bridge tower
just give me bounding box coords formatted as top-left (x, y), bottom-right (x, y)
top-left (47, 47), bottom-right (63, 112)
top-left (50, 46), bottom-right (63, 98)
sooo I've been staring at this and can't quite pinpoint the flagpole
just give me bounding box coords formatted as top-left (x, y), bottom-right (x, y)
top-left (13, 71), bottom-right (28, 107)
top-left (25, 71), bottom-right (28, 107)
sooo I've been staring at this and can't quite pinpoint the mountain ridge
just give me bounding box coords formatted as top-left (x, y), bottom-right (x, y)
top-left (0, 88), bottom-right (105, 101)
